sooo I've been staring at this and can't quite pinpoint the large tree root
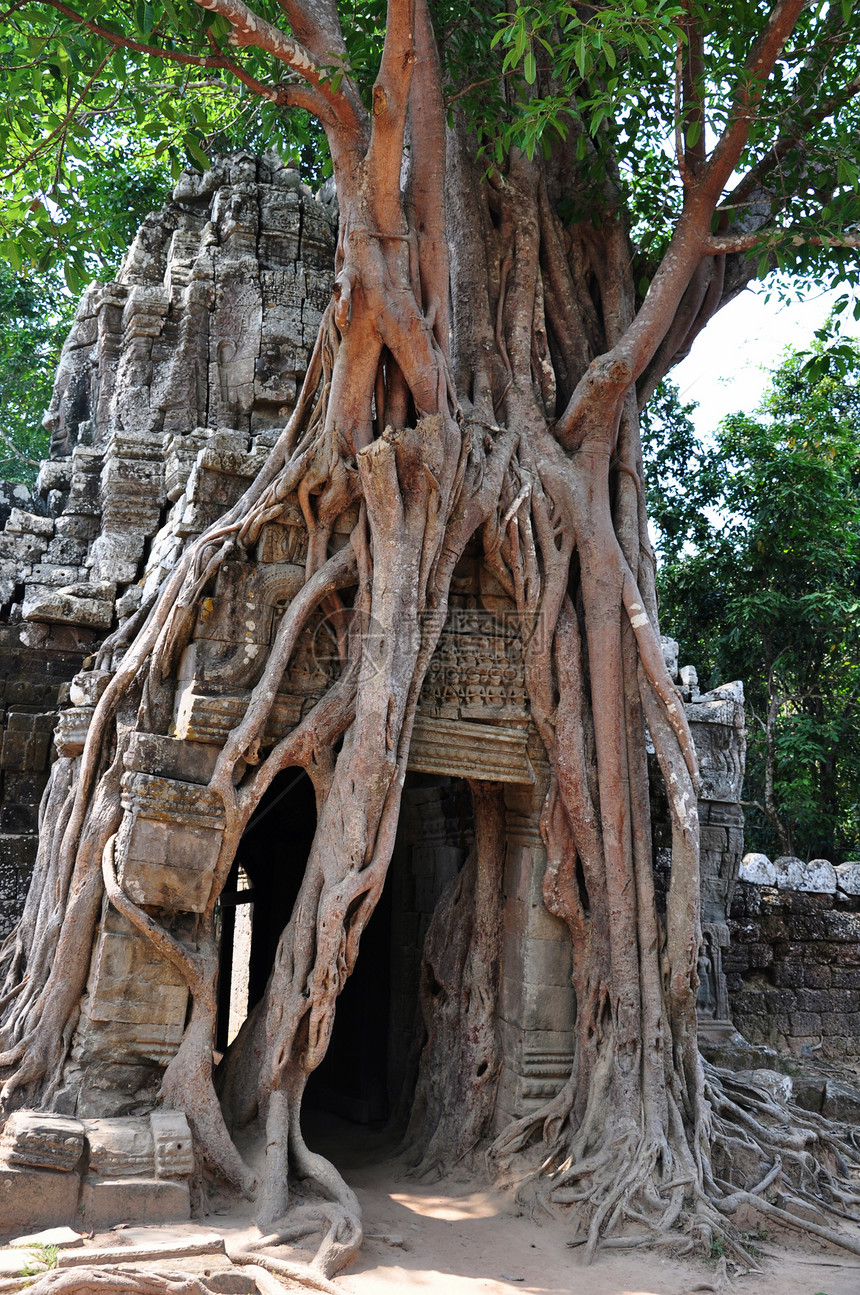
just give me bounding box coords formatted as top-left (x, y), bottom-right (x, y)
top-left (0, 1270), bottom-right (235, 1295)
top-left (491, 1057), bottom-right (860, 1267)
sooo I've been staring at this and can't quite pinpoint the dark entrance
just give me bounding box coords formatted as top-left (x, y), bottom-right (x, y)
top-left (215, 767), bottom-right (317, 1052)
top-left (216, 770), bottom-right (473, 1127)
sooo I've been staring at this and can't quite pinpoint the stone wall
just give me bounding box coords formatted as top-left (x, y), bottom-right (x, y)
top-left (0, 153), bottom-right (336, 944)
top-left (727, 857), bottom-right (860, 1060)
top-left (0, 619), bottom-right (96, 937)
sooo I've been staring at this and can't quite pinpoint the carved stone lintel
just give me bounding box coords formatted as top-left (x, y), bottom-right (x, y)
top-left (0, 1114), bottom-right (85, 1172)
top-left (409, 716), bottom-right (535, 785)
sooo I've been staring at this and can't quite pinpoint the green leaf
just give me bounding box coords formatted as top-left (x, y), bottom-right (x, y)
top-left (183, 134), bottom-right (210, 171)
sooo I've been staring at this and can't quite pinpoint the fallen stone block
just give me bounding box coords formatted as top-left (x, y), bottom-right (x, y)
top-left (822, 1078), bottom-right (860, 1124)
top-left (0, 1248), bottom-right (46, 1276)
top-left (791, 1076), bottom-right (826, 1113)
top-left (78, 1175), bottom-right (190, 1230)
top-left (0, 1112), bottom-right (85, 1171)
top-left (0, 1165), bottom-right (81, 1238)
top-left (6, 510), bottom-right (53, 539)
top-left (732, 1068), bottom-right (792, 1103)
top-left (836, 861), bottom-right (860, 896)
top-left (739, 853), bottom-right (776, 886)
top-left (204, 1273), bottom-right (258, 1294)
top-left (773, 855), bottom-right (837, 892)
top-left (8, 1227), bottom-right (83, 1249)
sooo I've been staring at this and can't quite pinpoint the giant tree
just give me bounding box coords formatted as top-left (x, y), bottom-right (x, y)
top-left (2, 0), bottom-right (860, 1281)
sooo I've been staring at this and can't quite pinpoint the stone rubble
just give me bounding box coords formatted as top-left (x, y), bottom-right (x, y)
top-left (0, 1110), bottom-right (194, 1239)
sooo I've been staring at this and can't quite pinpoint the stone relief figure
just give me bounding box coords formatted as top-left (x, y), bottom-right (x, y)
top-left (696, 939), bottom-right (718, 1020)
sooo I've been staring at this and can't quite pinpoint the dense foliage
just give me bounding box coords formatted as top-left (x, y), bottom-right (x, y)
top-left (1, 1), bottom-right (860, 295)
top-left (645, 349), bottom-right (860, 862)
top-left (0, 268), bottom-right (72, 481)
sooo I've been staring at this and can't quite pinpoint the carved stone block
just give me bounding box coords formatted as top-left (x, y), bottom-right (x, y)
top-left (83, 1118), bottom-right (154, 1177)
top-left (54, 709), bottom-right (92, 755)
top-left (82, 907), bottom-right (190, 1062)
top-left (68, 670), bottom-right (112, 708)
top-left (150, 1111), bottom-right (194, 1177)
top-left (6, 510), bottom-right (54, 539)
top-left (164, 428), bottom-right (211, 502)
top-left (124, 732), bottom-right (219, 786)
top-left (408, 717), bottom-right (534, 784)
top-left (1, 1113), bottom-right (85, 1171)
top-left (116, 771), bottom-right (225, 911)
top-left (172, 687), bottom-right (302, 746)
top-left (22, 585), bottom-right (114, 630)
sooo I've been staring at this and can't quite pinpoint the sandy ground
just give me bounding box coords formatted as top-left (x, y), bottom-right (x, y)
top-left (335, 1173), bottom-right (860, 1295)
top-left (28, 1112), bottom-right (860, 1295)
top-left (292, 1113), bottom-right (860, 1295)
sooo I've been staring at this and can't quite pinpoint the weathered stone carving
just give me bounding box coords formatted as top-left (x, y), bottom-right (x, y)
top-left (0, 1110), bottom-right (194, 1236)
top-left (0, 1113), bottom-right (84, 1171)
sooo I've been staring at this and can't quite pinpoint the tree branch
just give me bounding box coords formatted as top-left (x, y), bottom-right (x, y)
top-left (191, 0), bottom-right (367, 138)
top-left (725, 70), bottom-right (860, 216)
top-left (556, 0), bottom-right (808, 436)
top-left (706, 226), bottom-right (860, 254)
top-left (204, 29), bottom-right (279, 100)
top-left (37, 0), bottom-right (227, 67)
top-left (272, 0), bottom-right (347, 63)
top-left (702, 0), bottom-right (808, 203)
top-left (365, 0), bottom-right (416, 230)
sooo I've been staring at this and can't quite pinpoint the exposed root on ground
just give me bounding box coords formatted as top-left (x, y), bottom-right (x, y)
top-left (1, 1271), bottom-right (238, 1295)
top-left (490, 1057), bottom-right (860, 1266)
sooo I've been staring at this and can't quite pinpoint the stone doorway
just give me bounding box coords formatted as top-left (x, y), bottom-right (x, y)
top-left (216, 771), bottom-right (475, 1132)
top-left (305, 774), bottom-right (472, 1128)
top-left (215, 768), bottom-right (318, 1053)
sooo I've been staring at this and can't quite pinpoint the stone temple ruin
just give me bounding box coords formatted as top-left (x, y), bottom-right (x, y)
top-left (0, 154), bottom-right (751, 1232)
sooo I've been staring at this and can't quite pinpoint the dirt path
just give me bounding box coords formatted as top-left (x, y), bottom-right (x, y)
top-left (43, 1113), bottom-right (859, 1295)
top-left (336, 1160), bottom-right (860, 1295)
top-left (291, 1111), bottom-right (860, 1295)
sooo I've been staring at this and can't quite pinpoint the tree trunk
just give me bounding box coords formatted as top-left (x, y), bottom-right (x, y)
top-left (2, 0), bottom-right (859, 1275)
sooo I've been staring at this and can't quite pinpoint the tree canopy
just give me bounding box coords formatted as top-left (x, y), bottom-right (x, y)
top-left (2, 0), bottom-right (860, 304)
